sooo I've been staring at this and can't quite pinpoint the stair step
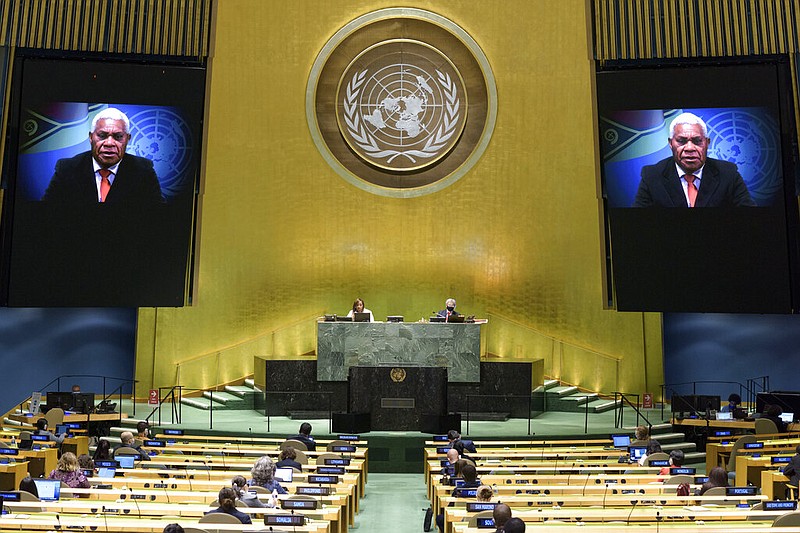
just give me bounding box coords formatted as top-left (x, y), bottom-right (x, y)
top-left (559, 393), bottom-right (599, 405)
top-left (661, 441), bottom-right (696, 453)
top-left (650, 423), bottom-right (673, 434)
top-left (203, 391), bottom-right (240, 403)
top-left (588, 399), bottom-right (621, 413)
top-left (244, 378), bottom-right (262, 392)
top-left (546, 386), bottom-right (579, 398)
top-left (648, 432), bottom-right (685, 445)
top-left (181, 397), bottom-right (215, 410)
top-left (684, 452), bottom-right (706, 465)
top-left (542, 379), bottom-right (560, 390)
top-left (224, 385), bottom-right (260, 399)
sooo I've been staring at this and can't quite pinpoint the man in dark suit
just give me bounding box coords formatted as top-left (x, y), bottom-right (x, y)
top-left (286, 422), bottom-right (316, 451)
top-left (42, 107), bottom-right (163, 204)
top-left (782, 445), bottom-right (800, 488)
top-left (632, 112), bottom-right (755, 208)
top-left (436, 298), bottom-right (460, 320)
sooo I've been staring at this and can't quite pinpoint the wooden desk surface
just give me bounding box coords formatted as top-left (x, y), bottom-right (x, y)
top-left (0, 514), bottom-right (329, 532)
top-left (7, 498), bottom-right (342, 533)
top-left (8, 412), bottom-right (128, 424)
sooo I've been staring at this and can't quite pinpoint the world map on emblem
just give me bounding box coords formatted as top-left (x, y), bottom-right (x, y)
top-left (337, 40), bottom-right (468, 172)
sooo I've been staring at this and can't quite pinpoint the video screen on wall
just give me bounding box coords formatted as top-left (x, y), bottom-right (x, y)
top-left (0, 54), bottom-right (205, 307)
top-left (597, 58), bottom-right (800, 313)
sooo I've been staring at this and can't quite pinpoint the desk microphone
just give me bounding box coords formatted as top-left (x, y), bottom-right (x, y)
top-left (601, 483), bottom-right (609, 511)
top-left (55, 513), bottom-right (62, 530)
top-left (100, 505), bottom-right (109, 532)
top-left (197, 459), bottom-right (211, 480)
top-left (128, 487), bottom-right (142, 519)
top-left (565, 462), bottom-right (576, 486)
top-left (184, 466), bottom-right (193, 491)
top-left (626, 499), bottom-right (639, 525)
top-left (221, 448), bottom-right (227, 468)
top-left (553, 453), bottom-right (559, 476)
top-left (581, 473), bottom-right (590, 496)
top-left (162, 479), bottom-right (171, 503)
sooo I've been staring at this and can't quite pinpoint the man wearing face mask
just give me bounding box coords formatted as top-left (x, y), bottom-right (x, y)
top-left (42, 107), bottom-right (164, 204)
top-left (632, 112), bottom-right (755, 208)
top-left (437, 298), bottom-right (460, 321)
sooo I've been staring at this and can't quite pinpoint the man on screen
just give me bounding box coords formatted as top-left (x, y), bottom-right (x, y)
top-left (632, 112), bottom-right (755, 208)
top-left (41, 107), bottom-right (163, 204)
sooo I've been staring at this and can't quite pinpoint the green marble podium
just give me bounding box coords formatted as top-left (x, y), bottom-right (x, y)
top-left (316, 321), bottom-right (482, 383)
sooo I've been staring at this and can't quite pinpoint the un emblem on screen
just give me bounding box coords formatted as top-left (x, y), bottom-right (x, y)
top-left (128, 108), bottom-right (193, 198)
top-left (338, 40), bottom-right (466, 171)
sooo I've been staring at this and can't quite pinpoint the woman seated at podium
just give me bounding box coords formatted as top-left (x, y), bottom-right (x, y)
top-left (346, 298), bottom-right (374, 322)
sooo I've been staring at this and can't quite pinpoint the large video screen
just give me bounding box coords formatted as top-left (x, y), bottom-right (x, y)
top-left (0, 55), bottom-right (205, 306)
top-left (597, 58), bottom-right (800, 313)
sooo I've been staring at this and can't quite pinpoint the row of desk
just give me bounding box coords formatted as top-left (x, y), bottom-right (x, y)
top-left (0, 425), bottom-right (369, 533)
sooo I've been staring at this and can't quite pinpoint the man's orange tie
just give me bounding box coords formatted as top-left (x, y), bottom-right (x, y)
top-left (99, 169), bottom-right (111, 202)
top-left (686, 174), bottom-right (698, 207)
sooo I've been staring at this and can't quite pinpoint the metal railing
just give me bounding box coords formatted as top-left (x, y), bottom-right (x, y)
top-left (659, 380), bottom-right (762, 420)
top-left (146, 386), bottom-right (183, 426)
top-left (614, 392), bottom-right (651, 430)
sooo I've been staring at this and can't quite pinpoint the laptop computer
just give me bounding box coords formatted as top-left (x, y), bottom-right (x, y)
top-left (353, 312), bottom-right (370, 322)
top-left (628, 446), bottom-right (647, 463)
top-left (612, 434), bottom-right (631, 449)
top-left (33, 479), bottom-right (61, 501)
top-left (446, 315), bottom-right (465, 323)
top-left (115, 455), bottom-right (137, 469)
top-left (274, 467), bottom-right (293, 483)
top-left (716, 411), bottom-right (733, 420)
top-left (97, 467), bottom-right (117, 478)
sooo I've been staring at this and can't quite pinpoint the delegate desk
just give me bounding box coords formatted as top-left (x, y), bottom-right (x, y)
top-left (0, 461), bottom-right (28, 490)
top-left (316, 320), bottom-right (483, 382)
top-left (0, 515), bottom-right (329, 533)
top-left (9, 411), bottom-right (128, 425)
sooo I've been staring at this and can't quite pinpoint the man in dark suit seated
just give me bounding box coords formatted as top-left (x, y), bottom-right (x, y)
top-left (42, 107), bottom-right (164, 205)
top-left (447, 429), bottom-right (477, 454)
top-left (436, 298), bottom-right (461, 320)
top-left (286, 422), bottom-right (316, 451)
top-left (632, 112), bottom-right (755, 208)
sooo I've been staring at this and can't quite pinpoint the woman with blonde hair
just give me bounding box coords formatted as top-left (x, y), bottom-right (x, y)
top-left (48, 452), bottom-right (90, 488)
top-left (250, 455), bottom-right (287, 494)
top-left (476, 485), bottom-right (493, 502)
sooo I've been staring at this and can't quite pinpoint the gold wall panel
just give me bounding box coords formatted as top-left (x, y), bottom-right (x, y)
top-left (594, 0), bottom-right (800, 60)
top-left (135, 0), bottom-right (663, 399)
top-left (0, 0), bottom-right (210, 57)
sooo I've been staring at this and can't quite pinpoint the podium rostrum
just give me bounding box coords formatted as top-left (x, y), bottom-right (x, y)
top-left (316, 321), bottom-right (482, 383)
top-left (348, 366), bottom-right (447, 431)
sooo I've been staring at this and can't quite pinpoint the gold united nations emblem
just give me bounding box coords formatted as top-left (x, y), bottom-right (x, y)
top-left (390, 367), bottom-right (407, 383)
top-left (337, 39), bottom-right (467, 172)
top-left (307, 8), bottom-right (497, 197)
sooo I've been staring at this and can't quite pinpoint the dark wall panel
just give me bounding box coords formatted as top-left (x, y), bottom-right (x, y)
top-left (0, 307), bottom-right (136, 413)
top-left (448, 362), bottom-right (532, 417)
